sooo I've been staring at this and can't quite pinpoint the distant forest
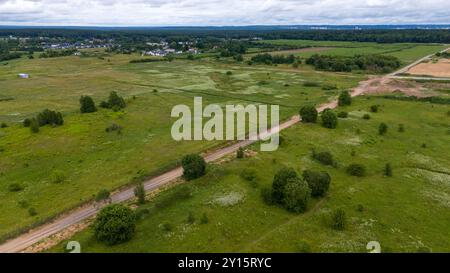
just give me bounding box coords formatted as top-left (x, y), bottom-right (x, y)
top-left (1, 28), bottom-right (450, 43)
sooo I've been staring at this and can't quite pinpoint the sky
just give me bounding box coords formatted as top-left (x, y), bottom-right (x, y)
top-left (0, 0), bottom-right (449, 26)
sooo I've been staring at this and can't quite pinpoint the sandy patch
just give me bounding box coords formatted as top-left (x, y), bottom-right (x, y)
top-left (407, 58), bottom-right (450, 78)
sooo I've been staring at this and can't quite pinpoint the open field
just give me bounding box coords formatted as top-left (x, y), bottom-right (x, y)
top-left (259, 40), bottom-right (448, 65)
top-left (0, 50), bottom-right (364, 240)
top-left (51, 95), bottom-right (450, 253)
top-left (407, 58), bottom-right (450, 78)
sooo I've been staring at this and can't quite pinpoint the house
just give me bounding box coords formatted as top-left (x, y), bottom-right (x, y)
top-left (18, 73), bottom-right (29, 79)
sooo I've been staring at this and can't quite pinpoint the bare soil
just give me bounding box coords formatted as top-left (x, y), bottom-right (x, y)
top-left (407, 58), bottom-right (450, 78)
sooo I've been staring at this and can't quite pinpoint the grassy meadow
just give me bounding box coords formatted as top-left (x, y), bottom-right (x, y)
top-left (53, 96), bottom-right (450, 253)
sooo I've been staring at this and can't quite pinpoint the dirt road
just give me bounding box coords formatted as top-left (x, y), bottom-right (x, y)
top-left (0, 50), bottom-right (441, 253)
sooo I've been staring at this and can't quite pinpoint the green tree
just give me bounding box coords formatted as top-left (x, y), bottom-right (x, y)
top-left (303, 170), bottom-right (331, 197)
top-left (30, 118), bottom-right (39, 133)
top-left (338, 91), bottom-right (352, 106)
top-left (321, 109), bottom-right (338, 129)
top-left (94, 204), bottom-right (136, 245)
top-left (182, 154), bottom-right (206, 181)
top-left (271, 167), bottom-right (298, 203)
top-left (300, 105), bottom-right (318, 123)
top-left (282, 177), bottom-right (311, 213)
top-left (80, 95), bottom-right (97, 113)
top-left (134, 182), bottom-right (146, 204)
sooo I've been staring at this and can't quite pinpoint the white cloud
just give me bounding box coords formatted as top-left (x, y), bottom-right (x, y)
top-left (0, 0), bottom-right (449, 26)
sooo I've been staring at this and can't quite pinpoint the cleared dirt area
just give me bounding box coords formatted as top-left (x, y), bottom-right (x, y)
top-left (355, 76), bottom-right (443, 97)
top-left (407, 58), bottom-right (450, 78)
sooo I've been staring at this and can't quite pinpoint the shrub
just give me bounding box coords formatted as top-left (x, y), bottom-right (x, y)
top-left (337, 111), bottom-right (348, 118)
top-left (379, 122), bottom-right (388, 135)
top-left (95, 189), bottom-right (111, 202)
top-left (181, 154), bottom-right (206, 181)
top-left (134, 182), bottom-right (146, 204)
top-left (240, 168), bottom-right (257, 182)
top-left (162, 223), bottom-right (173, 232)
top-left (236, 147), bottom-right (244, 159)
top-left (321, 109), bottom-right (338, 129)
top-left (18, 200), bottom-right (30, 208)
top-left (370, 105), bottom-right (379, 113)
top-left (0, 122), bottom-right (7, 128)
top-left (398, 124), bottom-right (405, 132)
top-left (8, 183), bottom-right (24, 192)
top-left (80, 96), bottom-right (97, 113)
top-left (303, 170), bottom-right (331, 197)
top-left (23, 118), bottom-right (31, 127)
top-left (282, 177), bottom-right (311, 213)
top-left (331, 209), bottom-right (347, 230)
top-left (105, 123), bottom-right (123, 134)
top-left (93, 204), bottom-right (136, 245)
top-left (226, 71), bottom-right (233, 75)
top-left (50, 170), bottom-right (66, 184)
top-left (346, 164), bottom-right (366, 177)
top-left (30, 118), bottom-right (40, 133)
top-left (37, 109), bottom-right (64, 127)
top-left (384, 163), bottom-right (393, 177)
top-left (303, 81), bottom-right (320, 87)
top-left (363, 114), bottom-right (371, 120)
top-left (300, 105), bottom-right (318, 123)
top-left (200, 213), bottom-right (209, 224)
top-left (261, 187), bottom-right (274, 205)
top-left (312, 150), bottom-right (334, 166)
top-left (187, 212), bottom-right (196, 224)
top-left (271, 167), bottom-right (298, 203)
top-left (100, 91), bottom-right (126, 109)
top-left (338, 91), bottom-right (352, 106)
top-left (28, 207), bottom-right (38, 216)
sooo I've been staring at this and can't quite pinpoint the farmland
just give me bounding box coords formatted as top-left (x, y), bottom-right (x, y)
top-left (52, 95), bottom-right (450, 253)
top-left (0, 39), bottom-right (449, 252)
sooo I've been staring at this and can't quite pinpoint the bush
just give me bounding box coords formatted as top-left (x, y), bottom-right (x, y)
top-left (181, 154), bottom-right (206, 181)
top-left (384, 163), bottom-right (393, 177)
top-left (271, 167), bottom-right (298, 203)
top-left (379, 123), bottom-right (388, 135)
top-left (363, 114), bottom-right (371, 120)
top-left (303, 170), bottom-right (331, 197)
top-left (23, 118), bottom-right (31, 127)
top-left (300, 105), bottom-right (318, 123)
top-left (80, 96), bottom-right (97, 113)
top-left (261, 187), bottom-right (274, 205)
top-left (346, 164), bottom-right (366, 177)
top-left (93, 204), bottom-right (136, 245)
top-left (236, 147), bottom-right (244, 159)
top-left (0, 122), bottom-right (7, 128)
top-left (282, 178), bottom-right (311, 213)
top-left (95, 189), bottom-right (111, 202)
top-left (100, 91), bottom-right (126, 109)
top-left (398, 124), bottom-right (405, 132)
top-left (134, 182), bottom-right (146, 204)
top-left (105, 123), bottom-right (123, 134)
top-left (331, 209), bottom-right (347, 230)
top-left (8, 183), bottom-right (24, 192)
top-left (312, 150), bottom-right (334, 166)
top-left (50, 170), bottom-right (66, 184)
top-left (303, 81), bottom-right (320, 87)
top-left (321, 109), bottom-right (338, 129)
top-left (162, 223), bottom-right (173, 232)
top-left (200, 213), bottom-right (209, 224)
top-left (240, 168), bottom-right (257, 183)
top-left (30, 118), bottom-right (40, 133)
top-left (28, 207), bottom-right (38, 216)
top-left (337, 111), bottom-right (348, 118)
top-left (187, 212), bottom-right (196, 224)
top-left (37, 109), bottom-right (64, 127)
top-left (338, 91), bottom-right (352, 106)
top-left (370, 105), bottom-right (379, 113)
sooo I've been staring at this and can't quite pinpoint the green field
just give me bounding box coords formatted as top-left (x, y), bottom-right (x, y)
top-left (0, 50), bottom-right (363, 240)
top-left (260, 40), bottom-right (447, 65)
top-left (53, 96), bottom-right (450, 253)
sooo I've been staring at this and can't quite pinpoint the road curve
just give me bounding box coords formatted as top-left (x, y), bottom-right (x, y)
top-left (0, 49), bottom-right (442, 253)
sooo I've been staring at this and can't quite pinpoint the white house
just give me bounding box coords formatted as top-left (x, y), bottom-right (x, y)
top-left (18, 73), bottom-right (29, 79)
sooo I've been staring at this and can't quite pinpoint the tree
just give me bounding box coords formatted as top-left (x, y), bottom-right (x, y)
top-left (80, 95), bottom-right (97, 113)
top-left (312, 150), bottom-right (334, 166)
top-left (182, 154), bottom-right (206, 181)
top-left (384, 163), bottom-right (393, 177)
top-left (30, 118), bottom-right (39, 133)
top-left (134, 182), bottom-right (146, 204)
top-left (93, 204), bottom-right (136, 245)
top-left (321, 109), bottom-right (338, 129)
top-left (271, 167), bottom-right (298, 203)
top-left (338, 91), bottom-right (352, 106)
top-left (282, 178), bottom-right (311, 213)
top-left (300, 105), bottom-right (318, 123)
top-left (379, 123), bottom-right (388, 135)
top-left (370, 105), bottom-right (379, 113)
top-left (95, 189), bottom-right (111, 202)
top-left (331, 209), bottom-right (347, 230)
top-left (101, 91), bottom-right (126, 109)
top-left (303, 170), bottom-right (331, 197)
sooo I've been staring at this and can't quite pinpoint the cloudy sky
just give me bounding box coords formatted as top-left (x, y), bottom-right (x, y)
top-left (0, 0), bottom-right (449, 26)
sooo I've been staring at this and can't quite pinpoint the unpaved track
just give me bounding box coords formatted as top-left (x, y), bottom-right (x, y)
top-left (0, 51), bottom-right (441, 253)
